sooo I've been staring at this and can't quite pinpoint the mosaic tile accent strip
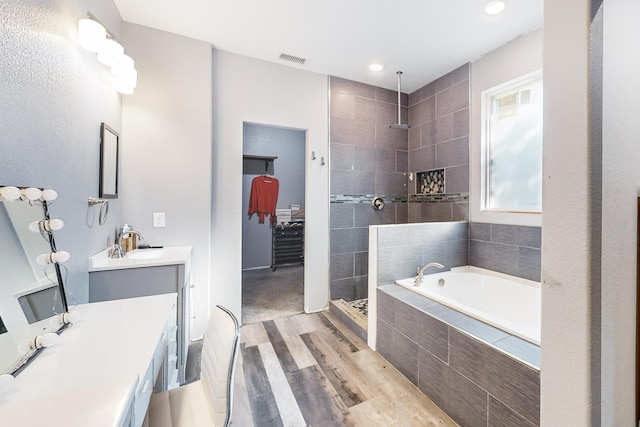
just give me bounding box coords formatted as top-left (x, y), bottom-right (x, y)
top-left (330, 194), bottom-right (407, 204)
top-left (330, 193), bottom-right (469, 204)
top-left (409, 193), bottom-right (469, 204)
top-left (417, 169), bottom-right (445, 194)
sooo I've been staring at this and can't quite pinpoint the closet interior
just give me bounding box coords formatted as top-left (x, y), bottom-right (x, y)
top-left (241, 123), bottom-right (306, 324)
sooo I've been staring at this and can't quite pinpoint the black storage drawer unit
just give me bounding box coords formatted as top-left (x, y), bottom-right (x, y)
top-left (271, 222), bottom-right (304, 270)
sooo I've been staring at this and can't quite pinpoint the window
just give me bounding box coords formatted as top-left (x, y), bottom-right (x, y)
top-left (482, 71), bottom-right (543, 213)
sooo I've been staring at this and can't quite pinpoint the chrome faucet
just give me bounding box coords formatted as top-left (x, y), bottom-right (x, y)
top-left (414, 262), bottom-right (444, 286)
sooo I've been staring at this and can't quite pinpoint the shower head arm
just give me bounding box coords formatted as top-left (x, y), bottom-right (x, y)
top-left (390, 71), bottom-right (409, 129)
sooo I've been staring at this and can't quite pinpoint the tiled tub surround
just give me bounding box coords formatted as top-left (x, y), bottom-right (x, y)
top-left (469, 222), bottom-right (541, 282)
top-left (377, 285), bottom-right (540, 426)
top-left (367, 221), bottom-right (542, 425)
top-left (367, 221), bottom-right (540, 339)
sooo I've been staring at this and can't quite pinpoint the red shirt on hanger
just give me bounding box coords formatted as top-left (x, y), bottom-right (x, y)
top-left (248, 175), bottom-right (279, 223)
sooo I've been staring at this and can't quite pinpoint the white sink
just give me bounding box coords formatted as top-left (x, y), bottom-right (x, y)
top-left (89, 246), bottom-right (192, 272)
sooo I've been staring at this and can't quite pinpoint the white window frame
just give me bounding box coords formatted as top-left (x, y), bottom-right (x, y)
top-left (469, 29), bottom-right (543, 227)
top-left (480, 70), bottom-right (543, 215)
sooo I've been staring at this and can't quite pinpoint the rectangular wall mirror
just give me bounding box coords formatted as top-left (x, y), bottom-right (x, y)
top-left (99, 123), bottom-right (119, 198)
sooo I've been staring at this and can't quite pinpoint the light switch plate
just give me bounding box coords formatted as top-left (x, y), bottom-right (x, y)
top-left (153, 212), bottom-right (166, 228)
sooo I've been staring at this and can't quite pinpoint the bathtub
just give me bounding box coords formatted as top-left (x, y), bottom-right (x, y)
top-left (395, 266), bottom-right (540, 345)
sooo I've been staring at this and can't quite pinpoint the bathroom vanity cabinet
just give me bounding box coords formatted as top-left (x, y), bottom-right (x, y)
top-left (88, 246), bottom-right (192, 388)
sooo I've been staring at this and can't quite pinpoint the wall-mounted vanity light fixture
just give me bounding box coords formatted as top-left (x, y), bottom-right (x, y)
top-left (78, 13), bottom-right (137, 94)
top-left (0, 186), bottom-right (58, 203)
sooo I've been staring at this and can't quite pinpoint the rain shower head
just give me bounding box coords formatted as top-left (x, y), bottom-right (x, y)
top-left (390, 123), bottom-right (410, 130)
top-left (390, 71), bottom-right (410, 130)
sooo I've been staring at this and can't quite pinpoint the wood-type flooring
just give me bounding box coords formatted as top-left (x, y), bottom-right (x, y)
top-left (229, 311), bottom-right (458, 427)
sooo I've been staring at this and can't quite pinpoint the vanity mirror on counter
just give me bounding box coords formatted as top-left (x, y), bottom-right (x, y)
top-left (0, 185), bottom-right (73, 381)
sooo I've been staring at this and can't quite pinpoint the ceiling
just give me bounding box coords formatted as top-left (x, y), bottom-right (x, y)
top-left (113, 0), bottom-right (543, 94)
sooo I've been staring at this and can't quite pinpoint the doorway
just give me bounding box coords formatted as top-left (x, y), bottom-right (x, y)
top-left (241, 122), bottom-right (306, 324)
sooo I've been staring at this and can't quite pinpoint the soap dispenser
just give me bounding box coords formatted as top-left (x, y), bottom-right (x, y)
top-left (120, 224), bottom-right (144, 252)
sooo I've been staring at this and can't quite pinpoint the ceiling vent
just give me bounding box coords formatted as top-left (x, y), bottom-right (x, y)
top-left (279, 53), bottom-right (308, 65)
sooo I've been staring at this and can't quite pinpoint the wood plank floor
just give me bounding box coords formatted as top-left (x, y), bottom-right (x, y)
top-left (229, 311), bottom-right (458, 427)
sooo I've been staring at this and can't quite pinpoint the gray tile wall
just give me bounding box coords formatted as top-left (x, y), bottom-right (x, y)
top-left (329, 65), bottom-right (473, 301)
top-left (372, 221), bottom-right (541, 287)
top-left (469, 222), bottom-right (542, 282)
top-left (329, 76), bottom-right (410, 300)
top-left (407, 64), bottom-right (470, 223)
top-left (376, 222), bottom-right (468, 284)
top-left (378, 285), bottom-right (540, 426)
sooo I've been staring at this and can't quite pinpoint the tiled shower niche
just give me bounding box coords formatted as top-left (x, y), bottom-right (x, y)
top-left (416, 168), bottom-right (445, 194)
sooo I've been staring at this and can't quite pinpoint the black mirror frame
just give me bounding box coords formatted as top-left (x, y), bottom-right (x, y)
top-left (99, 123), bottom-right (119, 199)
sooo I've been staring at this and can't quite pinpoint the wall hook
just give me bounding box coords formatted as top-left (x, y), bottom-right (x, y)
top-left (311, 151), bottom-right (317, 160)
top-left (320, 156), bottom-right (325, 166)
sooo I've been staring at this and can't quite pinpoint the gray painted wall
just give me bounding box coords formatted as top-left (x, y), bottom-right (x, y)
top-left (242, 123), bottom-right (305, 269)
top-left (120, 23), bottom-right (213, 338)
top-left (0, 0), bottom-right (124, 304)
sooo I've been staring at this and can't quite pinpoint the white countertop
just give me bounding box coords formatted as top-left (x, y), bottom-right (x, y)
top-left (0, 294), bottom-right (177, 426)
top-left (89, 245), bottom-right (192, 272)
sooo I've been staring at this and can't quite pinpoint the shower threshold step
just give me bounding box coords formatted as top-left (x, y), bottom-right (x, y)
top-left (329, 298), bottom-right (368, 344)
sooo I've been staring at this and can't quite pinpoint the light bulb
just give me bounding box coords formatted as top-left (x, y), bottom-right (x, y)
top-left (97, 38), bottom-right (124, 67)
top-left (0, 186), bottom-right (21, 201)
top-left (111, 54), bottom-right (134, 75)
top-left (37, 332), bottom-right (59, 348)
top-left (36, 251), bottom-right (70, 265)
top-left (113, 67), bottom-right (137, 94)
top-left (48, 315), bottom-right (63, 330)
top-left (22, 187), bottom-right (42, 201)
top-left (78, 18), bottom-right (106, 53)
top-left (0, 374), bottom-right (16, 395)
top-left (29, 219), bottom-right (64, 233)
top-left (369, 63), bottom-right (384, 72)
top-left (64, 310), bottom-right (81, 324)
top-left (19, 332), bottom-right (59, 352)
top-left (40, 189), bottom-right (58, 201)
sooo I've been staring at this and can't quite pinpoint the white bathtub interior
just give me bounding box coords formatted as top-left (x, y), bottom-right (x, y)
top-left (395, 265), bottom-right (541, 345)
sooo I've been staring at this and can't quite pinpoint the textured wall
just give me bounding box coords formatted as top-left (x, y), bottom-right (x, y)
top-left (542, 1), bottom-right (598, 424)
top-left (0, 0), bottom-right (123, 303)
top-left (600, 0), bottom-right (640, 423)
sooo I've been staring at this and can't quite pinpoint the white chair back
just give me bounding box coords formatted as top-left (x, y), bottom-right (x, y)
top-left (199, 305), bottom-right (240, 427)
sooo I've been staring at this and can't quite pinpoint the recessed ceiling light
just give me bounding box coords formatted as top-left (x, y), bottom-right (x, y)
top-left (484, 0), bottom-right (506, 15)
top-left (369, 63), bottom-right (384, 72)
